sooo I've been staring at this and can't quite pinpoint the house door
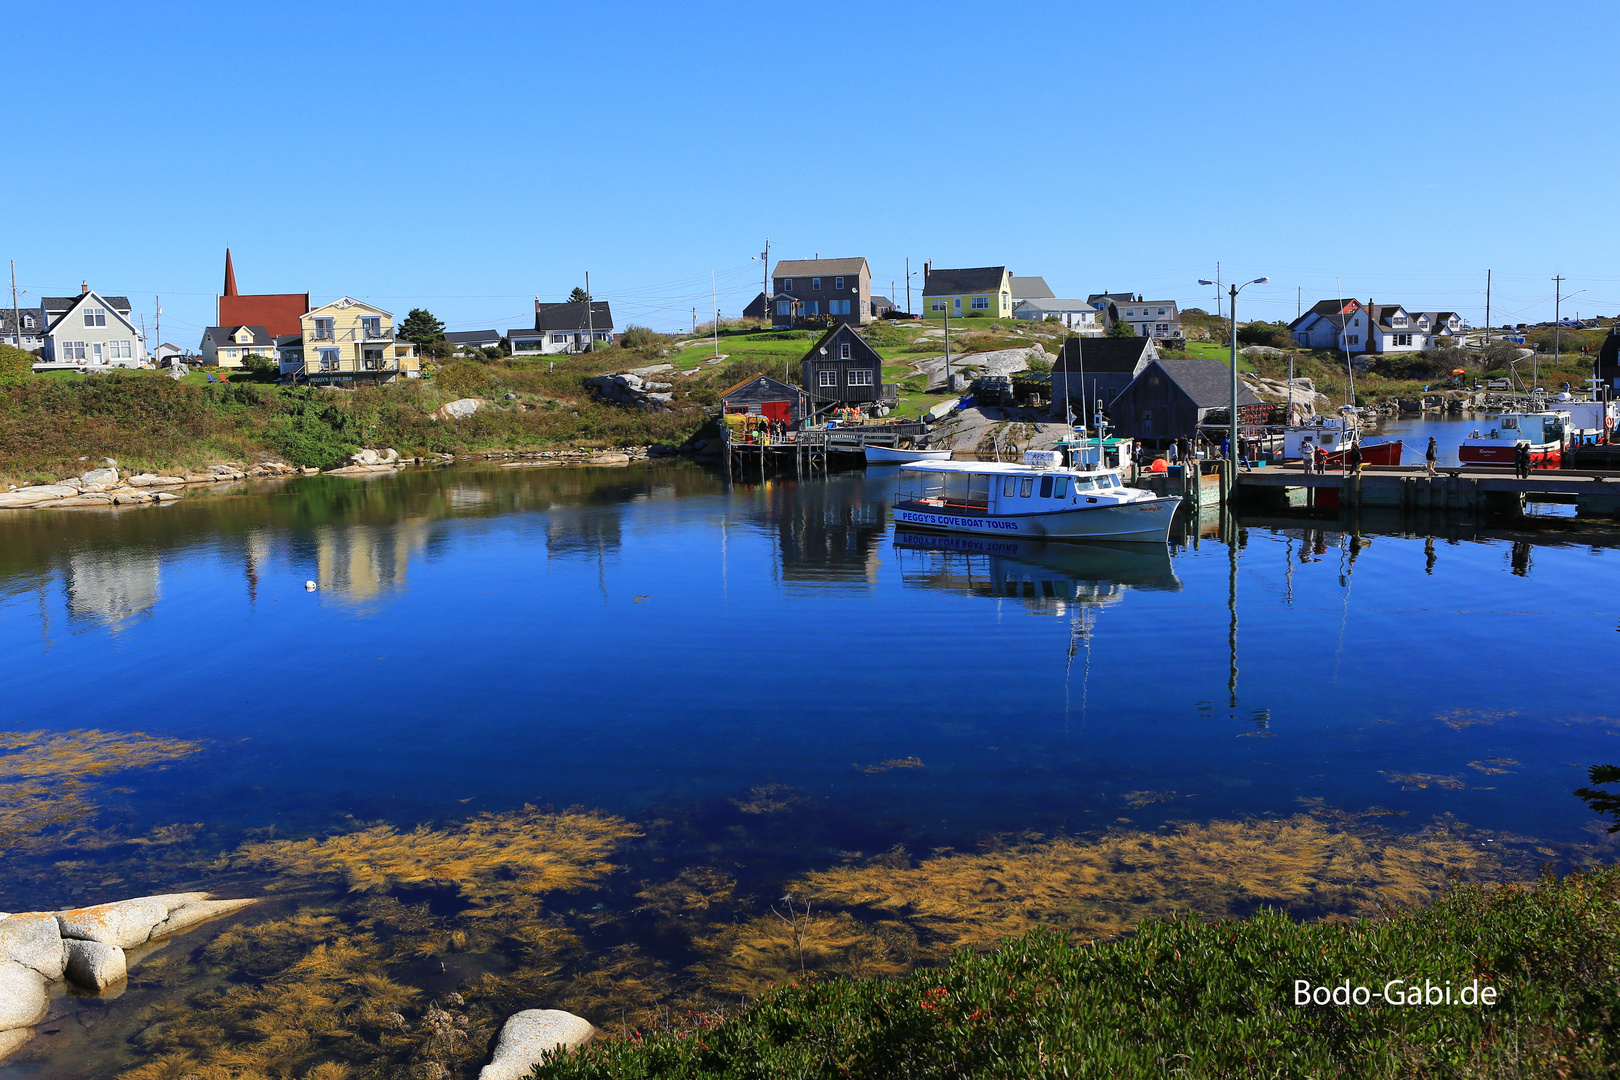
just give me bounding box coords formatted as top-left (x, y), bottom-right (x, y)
top-left (762, 401), bottom-right (791, 423)
top-left (92, 343), bottom-right (103, 363)
top-left (953, 297), bottom-right (962, 316)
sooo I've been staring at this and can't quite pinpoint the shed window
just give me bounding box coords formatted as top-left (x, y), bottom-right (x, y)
top-left (848, 369), bottom-right (873, 386)
top-left (1019, 478), bottom-right (1033, 498)
top-left (839, 342), bottom-right (851, 359)
top-left (777, 301), bottom-right (790, 316)
top-left (818, 370), bottom-right (837, 387)
top-left (1039, 476), bottom-right (1053, 498)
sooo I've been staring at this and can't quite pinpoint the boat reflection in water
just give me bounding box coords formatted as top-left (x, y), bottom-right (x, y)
top-left (891, 531), bottom-right (1180, 615)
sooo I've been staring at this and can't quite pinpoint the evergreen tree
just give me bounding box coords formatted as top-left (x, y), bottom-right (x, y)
top-left (568, 287), bottom-right (590, 303)
top-left (398, 309), bottom-right (446, 348)
top-left (1107, 316), bottom-right (1136, 338)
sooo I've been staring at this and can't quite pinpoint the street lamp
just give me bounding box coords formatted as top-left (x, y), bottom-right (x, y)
top-left (1199, 275), bottom-right (1268, 468)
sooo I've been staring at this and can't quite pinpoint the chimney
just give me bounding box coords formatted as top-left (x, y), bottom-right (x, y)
top-left (81, 280), bottom-right (88, 294)
top-left (924, 261), bottom-right (931, 278)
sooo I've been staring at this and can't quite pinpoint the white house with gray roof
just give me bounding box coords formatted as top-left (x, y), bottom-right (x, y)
top-left (40, 289), bottom-right (148, 368)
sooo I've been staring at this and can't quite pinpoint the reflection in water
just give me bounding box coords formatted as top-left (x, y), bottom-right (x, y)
top-left (892, 532), bottom-right (1180, 616)
top-left (312, 521), bottom-right (433, 601)
top-left (66, 550), bottom-right (160, 629)
top-left (736, 475), bottom-right (890, 589)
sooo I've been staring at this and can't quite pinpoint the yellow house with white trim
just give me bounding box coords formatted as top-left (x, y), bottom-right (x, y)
top-left (921, 265), bottom-right (1013, 319)
top-left (279, 297), bottom-right (419, 386)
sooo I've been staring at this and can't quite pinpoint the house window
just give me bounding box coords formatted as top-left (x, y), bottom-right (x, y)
top-left (829, 300), bottom-right (851, 316)
top-left (84, 307), bottom-right (106, 327)
top-left (1347, 335), bottom-right (1359, 345)
top-left (848, 369), bottom-right (873, 386)
top-left (552, 333), bottom-right (568, 343)
top-left (812, 278), bottom-right (822, 291)
top-left (834, 276), bottom-right (844, 290)
top-left (931, 299), bottom-right (946, 312)
top-left (313, 317), bottom-right (334, 340)
top-left (971, 296), bottom-right (990, 310)
top-left (1392, 315), bottom-right (1407, 327)
top-left (361, 316), bottom-right (382, 337)
top-left (22, 315), bottom-right (31, 328)
top-left (594, 332), bottom-right (609, 341)
top-left (807, 301), bottom-right (819, 316)
top-left (776, 301), bottom-right (789, 316)
top-left (818, 370), bottom-right (838, 387)
top-left (225, 348), bottom-right (238, 359)
top-left (1394, 334), bottom-right (1412, 346)
top-left (317, 347), bottom-right (339, 371)
top-left (782, 279), bottom-right (792, 291)
top-left (61, 340), bottom-right (85, 360)
top-left (1157, 308), bottom-right (1166, 315)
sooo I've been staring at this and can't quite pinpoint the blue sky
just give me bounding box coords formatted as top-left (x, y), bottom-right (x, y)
top-left (10, 0), bottom-right (1620, 345)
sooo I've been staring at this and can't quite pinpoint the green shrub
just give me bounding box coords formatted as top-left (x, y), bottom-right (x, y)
top-left (619, 325), bottom-right (671, 355)
top-left (0, 344), bottom-right (31, 386)
top-left (1237, 321), bottom-right (1293, 348)
top-left (266, 389), bottom-right (358, 469)
top-left (435, 360), bottom-right (494, 397)
top-left (539, 866), bottom-right (1620, 1079)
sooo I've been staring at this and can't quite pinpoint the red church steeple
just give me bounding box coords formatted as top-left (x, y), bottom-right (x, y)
top-left (223, 248), bottom-right (238, 297)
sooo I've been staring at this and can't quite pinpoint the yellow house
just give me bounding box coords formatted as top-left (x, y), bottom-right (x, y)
top-left (921, 265), bottom-right (1013, 319)
top-left (201, 324), bottom-right (276, 368)
top-left (279, 297), bottom-right (419, 386)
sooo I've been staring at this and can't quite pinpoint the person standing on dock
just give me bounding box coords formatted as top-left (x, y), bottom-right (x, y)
top-left (1515, 442), bottom-right (1531, 479)
top-left (1315, 444), bottom-right (1326, 475)
top-left (1300, 437), bottom-right (1314, 472)
top-left (1349, 443), bottom-right (1364, 477)
top-left (1424, 437), bottom-right (1439, 477)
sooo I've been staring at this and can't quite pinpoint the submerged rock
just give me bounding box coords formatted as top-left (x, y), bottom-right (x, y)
top-left (64, 939), bottom-right (125, 991)
top-left (479, 1009), bottom-right (596, 1079)
top-left (0, 1026), bottom-right (31, 1062)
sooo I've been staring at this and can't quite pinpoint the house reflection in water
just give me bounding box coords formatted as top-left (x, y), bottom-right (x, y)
top-left (891, 532), bottom-right (1181, 616)
top-left (312, 521), bottom-right (433, 601)
top-left (66, 549), bottom-right (161, 628)
top-left (762, 478), bottom-right (889, 590)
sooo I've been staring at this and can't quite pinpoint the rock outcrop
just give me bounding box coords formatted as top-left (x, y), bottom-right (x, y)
top-left (0, 892), bottom-right (258, 1064)
top-left (479, 1010), bottom-right (596, 1079)
top-left (433, 398), bottom-right (484, 421)
top-left (584, 373), bottom-right (673, 410)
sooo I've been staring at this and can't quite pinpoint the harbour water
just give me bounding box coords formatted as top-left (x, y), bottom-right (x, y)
top-left (1, 462), bottom-right (1617, 1076)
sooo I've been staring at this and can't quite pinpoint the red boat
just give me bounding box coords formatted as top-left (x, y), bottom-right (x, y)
top-left (1319, 439), bottom-right (1403, 467)
top-left (1459, 412), bottom-right (1567, 466)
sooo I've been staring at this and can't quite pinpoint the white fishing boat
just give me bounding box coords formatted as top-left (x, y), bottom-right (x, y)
top-left (864, 444), bottom-right (953, 464)
top-left (893, 451), bottom-right (1180, 543)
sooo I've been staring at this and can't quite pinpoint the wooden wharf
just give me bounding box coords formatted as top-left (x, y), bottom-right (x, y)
top-left (1232, 463), bottom-right (1620, 515)
top-left (722, 423), bottom-right (929, 479)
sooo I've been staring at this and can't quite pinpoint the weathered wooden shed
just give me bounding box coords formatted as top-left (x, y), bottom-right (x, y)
top-left (1107, 358), bottom-right (1262, 446)
top-left (719, 373), bottom-right (807, 424)
top-left (801, 324), bottom-right (893, 412)
top-left (1050, 336), bottom-right (1159, 418)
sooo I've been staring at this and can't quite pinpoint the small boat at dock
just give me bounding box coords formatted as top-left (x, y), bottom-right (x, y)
top-left (1460, 411), bottom-right (1568, 466)
top-left (893, 451), bottom-right (1180, 544)
top-left (864, 444), bottom-right (953, 464)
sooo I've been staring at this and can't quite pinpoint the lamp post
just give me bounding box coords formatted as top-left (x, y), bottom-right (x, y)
top-left (1198, 275), bottom-right (1268, 467)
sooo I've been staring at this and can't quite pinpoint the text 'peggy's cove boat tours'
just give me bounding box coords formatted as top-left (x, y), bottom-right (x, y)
top-left (893, 451), bottom-right (1181, 544)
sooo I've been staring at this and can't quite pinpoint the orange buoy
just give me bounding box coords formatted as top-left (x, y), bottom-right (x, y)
top-left (1150, 458), bottom-right (1169, 473)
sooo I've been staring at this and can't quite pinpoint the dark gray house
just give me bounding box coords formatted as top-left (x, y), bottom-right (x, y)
top-left (771, 258), bottom-right (871, 328)
top-left (742, 292), bottom-right (770, 320)
top-left (801, 324), bottom-right (893, 411)
top-left (720, 373), bottom-right (807, 425)
top-left (1106, 358), bottom-right (1262, 447)
top-left (445, 330), bottom-right (502, 355)
top-left (1049, 336), bottom-right (1159, 418)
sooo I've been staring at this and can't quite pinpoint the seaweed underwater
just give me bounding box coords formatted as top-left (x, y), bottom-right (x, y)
top-left (0, 728), bottom-right (202, 862)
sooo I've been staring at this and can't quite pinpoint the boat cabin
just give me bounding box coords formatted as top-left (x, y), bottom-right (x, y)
top-left (897, 455), bottom-right (1130, 519)
top-left (1473, 412), bottom-right (1566, 448)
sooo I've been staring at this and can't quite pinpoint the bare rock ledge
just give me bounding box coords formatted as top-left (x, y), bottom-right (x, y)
top-left (479, 1009), bottom-right (596, 1079)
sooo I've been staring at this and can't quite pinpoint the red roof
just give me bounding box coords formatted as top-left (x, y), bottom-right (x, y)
top-left (219, 293), bottom-right (310, 337)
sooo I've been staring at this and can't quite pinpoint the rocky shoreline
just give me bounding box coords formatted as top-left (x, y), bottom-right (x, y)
top-left (0, 445), bottom-right (683, 513)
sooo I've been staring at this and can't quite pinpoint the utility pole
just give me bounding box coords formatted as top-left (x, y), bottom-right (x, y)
top-left (760, 239), bottom-right (770, 311)
top-left (711, 270), bottom-right (719, 358)
top-left (943, 303), bottom-right (952, 392)
top-left (10, 261), bottom-right (22, 354)
top-left (905, 257), bottom-right (911, 314)
top-left (585, 271), bottom-right (593, 353)
top-left (1549, 274), bottom-right (1564, 393)
top-left (1484, 269), bottom-right (1491, 348)
top-left (154, 295), bottom-right (162, 359)
top-left (1215, 262), bottom-right (1222, 324)
top-left (692, 307), bottom-right (696, 336)
top-left (1297, 286), bottom-right (1301, 321)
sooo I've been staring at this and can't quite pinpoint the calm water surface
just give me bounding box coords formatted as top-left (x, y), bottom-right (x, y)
top-left (2, 462), bottom-right (1616, 846)
top-left (2, 461), bottom-right (1619, 1074)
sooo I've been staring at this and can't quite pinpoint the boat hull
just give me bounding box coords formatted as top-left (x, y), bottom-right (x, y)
top-left (1459, 443), bottom-right (1561, 465)
top-left (1319, 440), bottom-right (1403, 467)
top-left (894, 496), bottom-right (1181, 544)
top-left (864, 446), bottom-right (952, 463)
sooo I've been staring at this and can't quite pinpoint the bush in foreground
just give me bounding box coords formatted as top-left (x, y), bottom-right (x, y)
top-left (537, 866), bottom-right (1620, 1078)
